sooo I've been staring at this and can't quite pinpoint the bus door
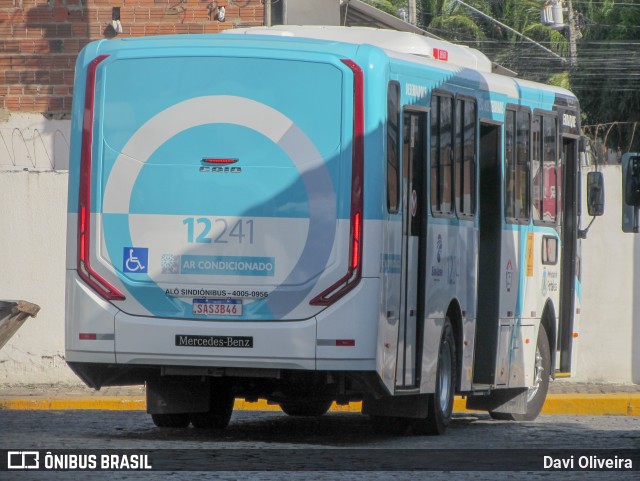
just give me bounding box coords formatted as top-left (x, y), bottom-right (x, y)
top-left (557, 135), bottom-right (578, 373)
top-left (473, 121), bottom-right (504, 385)
top-left (396, 109), bottom-right (427, 389)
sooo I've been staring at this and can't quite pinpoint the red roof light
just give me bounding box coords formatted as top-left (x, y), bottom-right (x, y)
top-left (201, 158), bottom-right (238, 164)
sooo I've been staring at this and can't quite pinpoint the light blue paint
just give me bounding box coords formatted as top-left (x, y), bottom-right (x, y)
top-left (103, 213), bottom-right (274, 319)
top-left (104, 125), bottom-right (312, 218)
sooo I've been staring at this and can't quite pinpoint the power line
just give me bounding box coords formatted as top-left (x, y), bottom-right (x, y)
top-left (449, 0), bottom-right (568, 62)
top-left (412, 1), bottom-right (640, 91)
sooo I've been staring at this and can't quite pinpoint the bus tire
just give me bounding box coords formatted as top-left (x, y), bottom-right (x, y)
top-left (279, 399), bottom-right (333, 417)
top-left (151, 413), bottom-right (190, 428)
top-left (191, 380), bottom-right (235, 429)
top-left (489, 325), bottom-right (550, 421)
top-left (413, 319), bottom-right (456, 435)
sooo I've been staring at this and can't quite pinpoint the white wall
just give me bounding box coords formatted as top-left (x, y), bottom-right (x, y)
top-left (0, 113), bottom-right (77, 384)
top-left (0, 112), bottom-right (71, 171)
top-left (0, 114), bottom-right (638, 385)
top-left (0, 169), bottom-right (80, 384)
top-left (575, 164), bottom-right (640, 384)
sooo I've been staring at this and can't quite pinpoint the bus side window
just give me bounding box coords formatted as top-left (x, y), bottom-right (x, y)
top-left (431, 93), bottom-right (454, 215)
top-left (532, 115), bottom-right (542, 220)
top-left (542, 116), bottom-right (558, 223)
top-left (532, 114), bottom-right (558, 224)
top-left (505, 109), bottom-right (531, 223)
top-left (387, 82), bottom-right (401, 214)
top-left (455, 97), bottom-right (477, 217)
top-left (505, 110), bottom-right (515, 219)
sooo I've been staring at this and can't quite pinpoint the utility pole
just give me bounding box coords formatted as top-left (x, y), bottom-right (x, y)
top-left (265, 0), bottom-right (272, 27)
top-left (542, 0), bottom-right (578, 67)
top-left (408, 0), bottom-right (417, 26)
top-left (566, 0), bottom-right (578, 68)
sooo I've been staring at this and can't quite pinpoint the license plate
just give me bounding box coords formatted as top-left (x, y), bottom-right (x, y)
top-left (192, 299), bottom-right (242, 316)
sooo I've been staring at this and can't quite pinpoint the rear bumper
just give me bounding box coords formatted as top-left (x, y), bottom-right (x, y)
top-left (65, 271), bottom-right (379, 376)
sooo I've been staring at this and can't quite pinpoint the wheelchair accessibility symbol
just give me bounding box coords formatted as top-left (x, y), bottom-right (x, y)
top-left (123, 247), bottom-right (148, 273)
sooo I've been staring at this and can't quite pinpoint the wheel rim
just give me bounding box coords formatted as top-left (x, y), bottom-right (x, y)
top-left (438, 341), bottom-right (453, 414)
top-left (527, 346), bottom-right (544, 403)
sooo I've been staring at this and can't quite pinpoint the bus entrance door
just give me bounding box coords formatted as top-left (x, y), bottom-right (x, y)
top-left (473, 122), bottom-right (504, 386)
top-left (557, 136), bottom-right (579, 374)
top-left (395, 110), bottom-right (427, 390)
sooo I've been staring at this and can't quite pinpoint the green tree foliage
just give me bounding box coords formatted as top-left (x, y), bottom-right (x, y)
top-left (359, 0), bottom-right (407, 16)
top-left (570, 0), bottom-right (640, 139)
top-left (416, 0), bottom-right (569, 81)
top-left (363, 0), bottom-right (639, 139)
top-left (416, 1), bottom-right (639, 141)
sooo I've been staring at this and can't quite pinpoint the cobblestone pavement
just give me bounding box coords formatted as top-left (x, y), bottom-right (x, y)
top-left (0, 380), bottom-right (638, 399)
top-left (1, 409), bottom-right (638, 480)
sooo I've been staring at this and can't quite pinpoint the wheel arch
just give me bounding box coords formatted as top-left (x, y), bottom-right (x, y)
top-left (446, 299), bottom-right (463, 392)
top-left (541, 299), bottom-right (557, 378)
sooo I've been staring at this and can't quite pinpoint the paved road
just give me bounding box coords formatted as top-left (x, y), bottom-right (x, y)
top-left (1, 409), bottom-right (638, 480)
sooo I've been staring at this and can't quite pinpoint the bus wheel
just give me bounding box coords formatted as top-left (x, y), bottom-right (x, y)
top-left (489, 325), bottom-right (550, 421)
top-left (279, 399), bottom-right (333, 417)
top-left (370, 415), bottom-right (410, 435)
top-left (413, 319), bottom-right (456, 435)
top-left (151, 413), bottom-right (190, 428)
top-left (191, 380), bottom-right (235, 429)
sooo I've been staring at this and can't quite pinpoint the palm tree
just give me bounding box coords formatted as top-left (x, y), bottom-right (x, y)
top-left (416, 0), bottom-right (569, 82)
top-left (365, 0), bottom-right (639, 142)
top-left (419, 0), bottom-right (488, 43)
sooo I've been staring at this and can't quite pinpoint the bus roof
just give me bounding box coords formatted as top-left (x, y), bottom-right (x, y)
top-left (87, 26), bottom-right (576, 108)
top-left (228, 25), bottom-right (577, 106)
top-left (229, 25), bottom-right (494, 74)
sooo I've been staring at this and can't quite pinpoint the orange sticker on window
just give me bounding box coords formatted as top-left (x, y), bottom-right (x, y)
top-left (526, 232), bottom-right (534, 277)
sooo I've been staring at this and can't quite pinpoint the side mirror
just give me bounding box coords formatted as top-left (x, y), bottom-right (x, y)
top-left (586, 171), bottom-right (605, 217)
top-left (622, 153), bottom-right (640, 233)
top-left (624, 154), bottom-right (640, 207)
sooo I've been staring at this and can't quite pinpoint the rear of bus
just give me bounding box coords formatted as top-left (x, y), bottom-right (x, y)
top-left (65, 35), bottom-right (379, 416)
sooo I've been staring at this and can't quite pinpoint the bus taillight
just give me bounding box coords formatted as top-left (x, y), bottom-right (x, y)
top-left (310, 59), bottom-right (364, 306)
top-left (77, 54), bottom-right (125, 301)
top-left (351, 212), bottom-right (361, 269)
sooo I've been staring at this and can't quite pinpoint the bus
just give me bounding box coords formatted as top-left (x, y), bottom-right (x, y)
top-left (65, 25), bottom-right (600, 435)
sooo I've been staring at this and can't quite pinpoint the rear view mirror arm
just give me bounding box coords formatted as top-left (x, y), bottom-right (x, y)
top-left (578, 216), bottom-right (596, 239)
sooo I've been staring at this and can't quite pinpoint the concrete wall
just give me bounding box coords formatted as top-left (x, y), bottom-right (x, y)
top-left (0, 112), bottom-right (71, 171)
top-left (575, 164), bottom-right (640, 384)
top-left (0, 115), bottom-right (638, 385)
top-left (0, 113), bottom-right (76, 383)
top-left (0, 168), bottom-right (78, 383)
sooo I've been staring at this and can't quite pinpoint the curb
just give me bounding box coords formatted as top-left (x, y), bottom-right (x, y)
top-left (539, 393), bottom-right (640, 416)
top-left (1, 393), bottom-right (639, 416)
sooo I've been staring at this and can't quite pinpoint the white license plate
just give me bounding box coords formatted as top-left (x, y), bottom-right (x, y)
top-left (192, 299), bottom-right (242, 316)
